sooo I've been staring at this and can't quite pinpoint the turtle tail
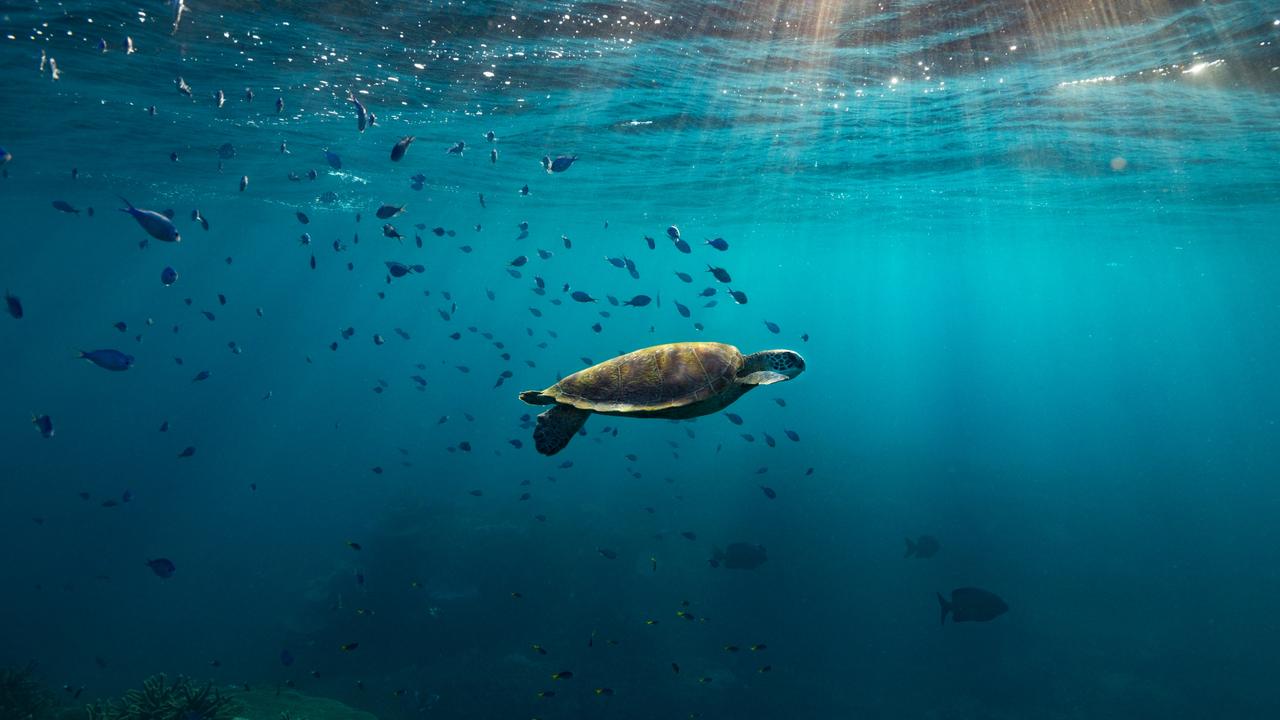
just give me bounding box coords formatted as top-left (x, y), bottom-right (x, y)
top-left (533, 405), bottom-right (589, 456)
top-left (519, 390), bottom-right (556, 406)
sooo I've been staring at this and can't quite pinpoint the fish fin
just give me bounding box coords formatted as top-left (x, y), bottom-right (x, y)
top-left (117, 195), bottom-right (135, 212)
top-left (518, 390), bottom-right (556, 406)
top-left (533, 405), bottom-right (589, 456)
top-left (936, 592), bottom-right (950, 625)
top-left (905, 538), bottom-right (917, 558)
top-left (739, 371), bottom-right (789, 386)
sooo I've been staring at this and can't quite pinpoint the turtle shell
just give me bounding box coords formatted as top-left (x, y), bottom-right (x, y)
top-left (546, 342), bottom-right (744, 413)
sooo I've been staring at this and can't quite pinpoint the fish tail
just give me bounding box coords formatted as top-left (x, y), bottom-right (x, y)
top-left (117, 195), bottom-right (135, 212)
top-left (904, 538), bottom-right (917, 558)
top-left (936, 592), bottom-right (950, 625)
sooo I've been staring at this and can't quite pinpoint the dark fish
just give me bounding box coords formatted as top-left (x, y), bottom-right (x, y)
top-left (623, 294), bottom-right (651, 307)
top-left (605, 257), bottom-right (626, 268)
top-left (645, 235), bottom-right (656, 249)
top-left (52, 200), bottom-right (80, 214)
top-left (666, 225), bottom-right (681, 240)
top-left (562, 234), bottom-right (571, 248)
top-left (376, 204), bottom-right (404, 219)
top-left (571, 291), bottom-right (596, 303)
top-left (382, 224), bottom-right (404, 241)
top-left (763, 432), bottom-right (775, 447)
top-left (542, 155), bottom-right (578, 173)
top-left (597, 548), bottom-right (617, 560)
top-left (673, 237), bottom-right (691, 253)
top-left (31, 414), bottom-right (54, 439)
top-left (764, 320), bottom-right (781, 334)
top-left (191, 370), bottom-right (211, 383)
top-left (710, 542), bottom-right (767, 570)
top-left (510, 255), bottom-right (529, 267)
top-left (674, 271), bottom-right (692, 283)
top-left (296, 211), bottom-right (310, 224)
top-left (280, 650), bottom-right (295, 667)
top-left (350, 95), bottom-right (369, 131)
top-left (537, 249), bottom-right (553, 259)
top-left (707, 265), bottom-right (732, 283)
top-left (705, 237), bottom-right (729, 251)
top-left (178, 446), bottom-right (196, 458)
top-left (79, 349), bottom-right (134, 371)
top-left (160, 266), bottom-right (178, 286)
top-left (674, 301), bottom-right (690, 318)
top-left (385, 261), bottom-right (422, 278)
top-left (324, 149), bottom-right (342, 169)
top-left (784, 429), bottom-right (799, 441)
top-left (119, 197), bottom-right (180, 242)
top-left (905, 535), bottom-right (940, 559)
top-left (391, 136), bottom-right (415, 161)
top-left (146, 558), bottom-right (176, 579)
top-left (727, 288), bottom-right (748, 304)
top-left (680, 531), bottom-right (697, 541)
top-left (725, 413), bottom-right (743, 425)
top-left (760, 485), bottom-right (776, 499)
top-left (5, 291), bottom-right (23, 319)
top-left (239, 175), bottom-right (249, 192)
top-left (698, 287), bottom-right (717, 297)
top-left (937, 588), bottom-right (1007, 624)
top-left (446, 141), bottom-right (466, 155)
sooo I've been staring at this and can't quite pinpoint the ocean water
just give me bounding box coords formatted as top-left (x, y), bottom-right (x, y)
top-left (2, 1), bottom-right (1279, 718)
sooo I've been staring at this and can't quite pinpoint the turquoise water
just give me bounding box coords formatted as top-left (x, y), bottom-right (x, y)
top-left (2, 1), bottom-right (1279, 718)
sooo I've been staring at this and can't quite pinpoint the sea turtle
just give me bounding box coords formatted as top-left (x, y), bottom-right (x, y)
top-left (518, 342), bottom-right (805, 455)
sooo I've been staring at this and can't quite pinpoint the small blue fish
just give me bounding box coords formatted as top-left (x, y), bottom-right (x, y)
top-left (79, 349), bottom-right (134, 371)
top-left (5, 291), bottom-right (22, 319)
top-left (542, 155), bottom-right (577, 173)
top-left (391, 136), bottom-right (415, 161)
top-left (192, 370), bottom-right (211, 383)
top-left (324, 149), bottom-right (342, 169)
top-left (31, 413), bottom-right (54, 438)
top-left (705, 237), bottom-right (729, 251)
top-left (146, 558), bottom-right (176, 579)
top-left (571, 291), bottom-right (596, 303)
top-left (160, 266), bottom-right (178, 286)
top-left (119, 197), bottom-right (180, 243)
top-left (623, 294), bottom-right (652, 307)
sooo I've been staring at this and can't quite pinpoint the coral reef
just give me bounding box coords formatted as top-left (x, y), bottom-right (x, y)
top-left (0, 664), bottom-right (57, 720)
top-left (86, 674), bottom-right (238, 720)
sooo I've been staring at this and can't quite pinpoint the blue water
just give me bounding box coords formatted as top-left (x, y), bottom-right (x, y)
top-left (2, 1), bottom-right (1279, 718)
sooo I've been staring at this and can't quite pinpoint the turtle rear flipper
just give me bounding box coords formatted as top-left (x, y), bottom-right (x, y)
top-left (534, 405), bottom-right (589, 455)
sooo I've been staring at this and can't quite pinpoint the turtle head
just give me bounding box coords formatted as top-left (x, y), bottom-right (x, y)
top-left (739, 350), bottom-right (805, 385)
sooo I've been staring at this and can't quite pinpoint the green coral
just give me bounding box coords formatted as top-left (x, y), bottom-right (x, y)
top-left (0, 664), bottom-right (57, 720)
top-left (85, 674), bottom-right (238, 720)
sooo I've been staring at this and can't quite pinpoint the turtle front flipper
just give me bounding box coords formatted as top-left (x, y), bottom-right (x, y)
top-left (533, 404), bottom-right (590, 455)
